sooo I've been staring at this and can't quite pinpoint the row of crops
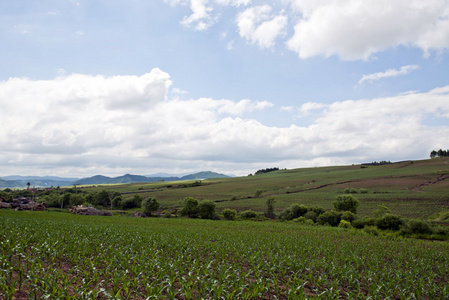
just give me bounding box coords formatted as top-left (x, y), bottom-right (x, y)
top-left (1, 210), bottom-right (448, 299)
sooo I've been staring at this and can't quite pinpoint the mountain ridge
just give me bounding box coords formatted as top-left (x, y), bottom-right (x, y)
top-left (0, 171), bottom-right (232, 188)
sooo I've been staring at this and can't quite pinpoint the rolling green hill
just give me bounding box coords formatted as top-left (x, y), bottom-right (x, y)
top-left (81, 158), bottom-right (449, 220)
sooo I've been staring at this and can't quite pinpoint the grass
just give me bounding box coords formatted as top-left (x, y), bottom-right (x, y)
top-left (1, 210), bottom-right (448, 299)
top-left (79, 158), bottom-right (449, 220)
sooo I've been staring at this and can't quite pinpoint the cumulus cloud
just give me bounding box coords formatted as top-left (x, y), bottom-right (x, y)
top-left (167, 0), bottom-right (449, 59)
top-left (359, 65), bottom-right (420, 84)
top-left (286, 0), bottom-right (449, 60)
top-left (236, 5), bottom-right (288, 48)
top-left (1, 69), bottom-right (449, 177)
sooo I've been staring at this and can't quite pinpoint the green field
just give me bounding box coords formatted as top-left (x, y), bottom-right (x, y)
top-left (81, 158), bottom-right (449, 220)
top-left (1, 211), bottom-right (448, 299)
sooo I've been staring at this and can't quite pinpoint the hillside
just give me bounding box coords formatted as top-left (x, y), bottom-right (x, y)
top-left (82, 158), bottom-right (449, 220)
top-left (74, 171), bottom-right (230, 185)
top-left (0, 171), bottom-right (231, 188)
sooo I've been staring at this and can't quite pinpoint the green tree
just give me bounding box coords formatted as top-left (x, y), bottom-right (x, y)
top-left (373, 205), bottom-right (390, 218)
top-left (333, 194), bottom-right (359, 214)
top-left (221, 208), bottom-right (237, 220)
top-left (180, 197), bottom-right (199, 218)
top-left (265, 197), bottom-right (276, 219)
top-left (376, 213), bottom-right (403, 230)
top-left (142, 197), bottom-right (160, 216)
top-left (198, 200), bottom-right (216, 219)
top-left (70, 194), bottom-right (85, 207)
top-left (317, 211), bottom-right (342, 227)
top-left (92, 190), bottom-right (109, 206)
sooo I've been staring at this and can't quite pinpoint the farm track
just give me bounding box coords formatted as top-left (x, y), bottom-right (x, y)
top-left (412, 174), bottom-right (449, 192)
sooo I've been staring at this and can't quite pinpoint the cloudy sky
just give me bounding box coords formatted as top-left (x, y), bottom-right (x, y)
top-left (1, 0), bottom-right (449, 178)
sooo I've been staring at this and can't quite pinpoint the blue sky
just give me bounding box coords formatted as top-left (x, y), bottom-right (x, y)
top-left (1, 0), bottom-right (449, 177)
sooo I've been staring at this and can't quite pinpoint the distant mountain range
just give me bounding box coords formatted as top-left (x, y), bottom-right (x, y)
top-left (0, 171), bottom-right (232, 188)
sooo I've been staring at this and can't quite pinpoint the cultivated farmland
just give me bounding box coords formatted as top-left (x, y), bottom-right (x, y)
top-left (82, 158), bottom-right (449, 220)
top-left (1, 211), bottom-right (448, 299)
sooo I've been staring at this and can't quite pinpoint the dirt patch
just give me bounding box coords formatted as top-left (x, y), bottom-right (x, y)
top-left (69, 205), bottom-right (112, 216)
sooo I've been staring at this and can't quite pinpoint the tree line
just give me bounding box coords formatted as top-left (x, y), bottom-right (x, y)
top-left (430, 149), bottom-right (449, 158)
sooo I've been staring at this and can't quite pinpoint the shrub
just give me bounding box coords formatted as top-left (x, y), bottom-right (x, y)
top-left (131, 194), bottom-right (144, 208)
top-left (432, 226), bottom-right (449, 236)
top-left (309, 206), bottom-right (325, 216)
top-left (221, 208), bottom-right (237, 220)
top-left (198, 200), bottom-right (216, 219)
top-left (280, 204), bottom-right (308, 221)
top-left (341, 211), bottom-right (356, 223)
top-left (404, 219), bottom-right (432, 235)
top-left (291, 204), bottom-right (308, 218)
top-left (363, 226), bottom-right (379, 236)
top-left (120, 198), bottom-right (137, 209)
top-left (376, 213), bottom-right (403, 231)
top-left (352, 217), bottom-right (377, 229)
top-left (142, 197), bottom-right (160, 216)
top-left (338, 220), bottom-right (352, 229)
top-left (333, 194), bottom-right (359, 214)
top-left (254, 190), bottom-right (263, 197)
top-left (344, 188), bottom-right (358, 194)
top-left (303, 211), bottom-right (318, 223)
top-left (240, 210), bottom-right (257, 219)
top-left (305, 219), bottom-right (314, 225)
top-left (293, 216), bottom-right (306, 223)
top-left (41, 193), bottom-right (61, 208)
top-left (359, 188), bottom-right (368, 194)
top-left (374, 205), bottom-right (391, 218)
top-left (179, 197), bottom-right (199, 218)
top-left (317, 211), bottom-right (342, 227)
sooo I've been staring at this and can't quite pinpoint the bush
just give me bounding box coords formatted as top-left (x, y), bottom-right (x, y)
top-left (338, 220), bottom-right (352, 229)
top-left (120, 198), bottom-right (136, 209)
top-left (303, 211), bottom-right (318, 223)
top-left (280, 204), bottom-right (308, 221)
top-left (404, 219), bottom-right (432, 235)
top-left (376, 213), bottom-right (403, 231)
top-left (142, 197), bottom-right (160, 216)
top-left (363, 226), bottom-right (379, 236)
top-left (41, 193), bottom-right (61, 208)
top-left (221, 208), bottom-right (237, 220)
top-left (179, 197), bottom-right (199, 218)
top-left (317, 211), bottom-right (342, 227)
top-left (352, 217), bottom-right (377, 229)
top-left (305, 219), bottom-right (314, 225)
top-left (131, 194), bottom-right (143, 208)
top-left (240, 210), bottom-right (257, 219)
top-left (344, 188), bottom-right (358, 194)
top-left (333, 194), bottom-right (359, 214)
top-left (198, 200), bottom-right (216, 219)
top-left (309, 206), bottom-right (325, 216)
top-left (341, 211), bottom-right (356, 223)
top-left (293, 216), bottom-right (306, 223)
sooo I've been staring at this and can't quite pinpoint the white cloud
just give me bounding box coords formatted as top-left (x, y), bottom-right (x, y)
top-left (286, 0), bottom-right (449, 60)
top-left (180, 0), bottom-right (214, 31)
top-left (299, 102), bottom-right (326, 115)
top-left (237, 5), bottom-right (288, 48)
top-left (215, 0), bottom-right (251, 6)
top-left (167, 0), bottom-right (449, 59)
top-left (1, 69), bottom-right (449, 177)
top-left (359, 65), bottom-right (420, 84)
